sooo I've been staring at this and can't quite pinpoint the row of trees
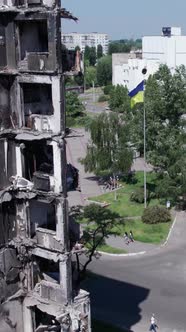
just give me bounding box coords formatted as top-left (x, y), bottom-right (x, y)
top-left (108, 39), bottom-right (142, 55)
top-left (82, 65), bottom-right (186, 204)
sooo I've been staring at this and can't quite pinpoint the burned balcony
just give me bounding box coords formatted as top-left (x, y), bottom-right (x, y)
top-left (22, 83), bottom-right (53, 131)
top-left (36, 228), bottom-right (64, 252)
top-left (17, 139), bottom-right (63, 193)
top-left (16, 15), bottom-right (59, 72)
top-left (18, 75), bottom-right (63, 134)
top-left (35, 280), bottom-right (66, 303)
top-left (29, 199), bottom-right (56, 238)
top-left (22, 141), bottom-right (54, 183)
top-left (19, 21), bottom-right (48, 61)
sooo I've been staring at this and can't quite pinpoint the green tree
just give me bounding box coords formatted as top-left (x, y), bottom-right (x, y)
top-left (72, 204), bottom-right (122, 283)
top-left (85, 66), bottom-right (97, 88)
top-left (65, 91), bottom-right (85, 118)
top-left (75, 45), bottom-right (80, 51)
top-left (96, 55), bottom-right (112, 86)
top-left (89, 46), bottom-right (97, 66)
top-left (81, 112), bottom-right (133, 174)
top-left (130, 64), bottom-right (186, 202)
top-left (109, 84), bottom-right (131, 115)
top-left (97, 44), bottom-right (103, 59)
top-left (108, 39), bottom-right (142, 55)
top-left (84, 45), bottom-right (90, 62)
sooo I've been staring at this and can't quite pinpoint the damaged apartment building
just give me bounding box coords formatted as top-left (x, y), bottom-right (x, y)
top-left (0, 0), bottom-right (90, 331)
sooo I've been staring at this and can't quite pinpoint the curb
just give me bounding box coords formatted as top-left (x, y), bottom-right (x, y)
top-left (99, 214), bottom-right (177, 257)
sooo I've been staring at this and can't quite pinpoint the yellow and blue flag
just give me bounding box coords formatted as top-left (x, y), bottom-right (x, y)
top-left (129, 81), bottom-right (144, 108)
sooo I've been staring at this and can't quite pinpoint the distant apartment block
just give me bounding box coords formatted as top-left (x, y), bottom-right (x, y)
top-left (62, 32), bottom-right (109, 54)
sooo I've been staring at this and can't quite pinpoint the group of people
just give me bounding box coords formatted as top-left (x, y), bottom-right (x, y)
top-left (124, 230), bottom-right (134, 245)
top-left (103, 176), bottom-right (119, 191)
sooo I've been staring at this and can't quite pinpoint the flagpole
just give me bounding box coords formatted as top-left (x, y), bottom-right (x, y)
top-left (142, 70), bottom-right (147, 209)
top-left (144, 100), bottom-right (147, 209)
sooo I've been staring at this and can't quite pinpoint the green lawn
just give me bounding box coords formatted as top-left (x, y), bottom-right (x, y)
top-left (90, 172), bottom-right (172, 244)
top-left (111, 218), bottom-right (171, 244)
top-left (92, 320), bottom-right (127, 332)
top-left (91, 172), bottom-right (159, 217)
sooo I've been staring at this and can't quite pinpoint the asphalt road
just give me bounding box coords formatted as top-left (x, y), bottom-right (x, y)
top-left (82, 217), bottom-right (186, 332)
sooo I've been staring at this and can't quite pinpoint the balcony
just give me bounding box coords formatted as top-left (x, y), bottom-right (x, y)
top-left (36, 228), bottom-right (64, 252)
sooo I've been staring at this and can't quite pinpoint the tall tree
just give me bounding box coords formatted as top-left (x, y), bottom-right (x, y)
top-left (82, 112), bottom-right (133, 174)
top-left (84, 45), bottom-right (90, 63)
top-left (89, 46), bottom-right (97, 66)
top-left (97, 44), bottom-right (103, 59)
top-left (96, 55), bottom-right (112, 86)
top-left (85, 66), bottom-right (97, 88)
top-left (130, 64), bottom-right (186, 202)
top-left (65, 91), bottom-right (85, 118)
top-left (109, 84), bottom-right (131, 115)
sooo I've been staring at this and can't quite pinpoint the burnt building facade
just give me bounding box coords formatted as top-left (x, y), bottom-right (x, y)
top-left (0, 0), bottom-right (90, 331)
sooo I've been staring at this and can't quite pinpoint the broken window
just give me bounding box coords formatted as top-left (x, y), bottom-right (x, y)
top-left (21, 83), bottom-right (53, 127)
top-left (23, 141), bottom-right (53, 180)
top-left (0, 76), bottom-right (15, 129)
top-left (19, 20), bottom-right (48, 60)
top-left (30, 200), bottom-right (56, 237)
top-left (33, 307), bottom-right (60, 331)
top-left (0, 24), bottom-right (6, 68)
top-left (0, 139), bottom-right (16, 188)
top-left (33, 256), bottom-right (60, 285)
top-left (0, 201), bottom-right (16, 245)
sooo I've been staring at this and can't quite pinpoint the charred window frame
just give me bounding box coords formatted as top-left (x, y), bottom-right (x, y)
top-left (18, 20), bottom-right (48, 61)
top-left (22, 141), bottom-right (54, 180)
top-left (29, 199), bottom-right (56, 238)
top-left (20, 83), bottom-right (53, 127)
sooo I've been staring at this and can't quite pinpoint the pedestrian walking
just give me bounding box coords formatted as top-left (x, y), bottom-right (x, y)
top-left (149, 314), bottom-right (158, 332)
top-left (129, 230), bottom-right (134, 242)
top-left (124, 232), bottom-right (130, 245)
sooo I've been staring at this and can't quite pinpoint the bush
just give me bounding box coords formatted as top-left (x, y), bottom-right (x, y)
top-left (103, 85), bottom-right (113, 95)
top-left (142, 206), bottom-right (171, 224)
top-left (130, 189), bottom-right (145, 204)
top-left (98, 94), bottom-right (109, 102)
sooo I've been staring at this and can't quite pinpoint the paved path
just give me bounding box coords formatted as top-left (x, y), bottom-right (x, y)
top-left (83, 211), bottom-right (186, 332)
top-left (66, 128), bottom-right (102, 207)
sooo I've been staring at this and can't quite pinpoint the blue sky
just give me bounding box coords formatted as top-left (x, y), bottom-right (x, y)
top-left (62, 0), bottom-right (186, 40)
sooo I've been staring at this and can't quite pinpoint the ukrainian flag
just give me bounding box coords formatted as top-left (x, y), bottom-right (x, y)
top-left (129, 81), bottom-right (144, 108)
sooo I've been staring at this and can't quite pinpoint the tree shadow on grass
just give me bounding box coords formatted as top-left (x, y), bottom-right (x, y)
top-left (83, 272), bottom-right (150, 331)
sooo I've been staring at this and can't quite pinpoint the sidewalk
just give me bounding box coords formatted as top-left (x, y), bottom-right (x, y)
top-left (106, 235), bottom-right (157, 254)
top-left (105, 210), bottom-right (185, 255)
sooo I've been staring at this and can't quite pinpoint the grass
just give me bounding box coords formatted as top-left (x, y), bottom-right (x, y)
top-left (97, 244), bottom-right (127, 254)
top-left (90, 172), bottom-right (172, 244)
top-left (91, 172), bottom-right (159, 218)
top-left (111, 218), bottom-right (171, 244)
top-left (92, 320), bottom-right (127, 332)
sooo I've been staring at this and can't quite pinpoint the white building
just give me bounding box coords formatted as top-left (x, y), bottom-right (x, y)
top-left (62, 32), bottom-right (109, 54)
top-left (113, 27), bottom-right (186, 91)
